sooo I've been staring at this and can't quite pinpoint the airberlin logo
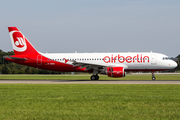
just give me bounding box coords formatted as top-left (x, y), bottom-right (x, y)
top-left (9, 30), bottom-right (27, 52)
top-left (103, 54), bottom-right (149, 63)
top-left (15, 37), bottom-right (26, 46)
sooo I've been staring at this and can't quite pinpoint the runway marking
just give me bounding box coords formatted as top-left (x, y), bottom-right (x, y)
top-left (0, 80), bottom-right (180, 84)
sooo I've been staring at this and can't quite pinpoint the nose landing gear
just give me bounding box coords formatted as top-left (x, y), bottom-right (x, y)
top-left (152, 71), bottom-right (156, 80)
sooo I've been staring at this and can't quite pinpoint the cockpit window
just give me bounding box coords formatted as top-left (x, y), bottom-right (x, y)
top-left (163, 57), bottom-right (171, 60)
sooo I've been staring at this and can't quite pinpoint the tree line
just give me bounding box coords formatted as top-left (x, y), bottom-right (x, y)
top-left (0, 49), bottom-right (179, 74)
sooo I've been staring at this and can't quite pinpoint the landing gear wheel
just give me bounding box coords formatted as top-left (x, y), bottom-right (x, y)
top-left (95, 75), bottom-right (99, 80)
top-left (91, 75), bottom-right (96, 80)
top-left (152, 77), bottom-right (156, 81)
top-left (90, 75), bottom-right (99, 80)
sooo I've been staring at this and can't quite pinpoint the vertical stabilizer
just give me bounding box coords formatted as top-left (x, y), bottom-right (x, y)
top-left (8, 27), bottom-right (38, 55)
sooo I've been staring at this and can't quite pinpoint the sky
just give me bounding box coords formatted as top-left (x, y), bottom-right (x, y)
top-left (0, 0), bottom-right (180, 57)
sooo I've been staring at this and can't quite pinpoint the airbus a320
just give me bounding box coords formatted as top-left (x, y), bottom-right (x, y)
top-left (4, 27), bottom-right (177, 80)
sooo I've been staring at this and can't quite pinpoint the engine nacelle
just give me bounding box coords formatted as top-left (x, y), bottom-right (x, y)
top-left (105, 67), bottom-right (125, 78)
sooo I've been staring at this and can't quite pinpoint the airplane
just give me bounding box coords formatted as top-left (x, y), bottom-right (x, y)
top-left (4, 27), bottom-right (177, 80)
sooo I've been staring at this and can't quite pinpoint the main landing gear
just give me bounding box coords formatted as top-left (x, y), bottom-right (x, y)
top-left (152, 71), bottom-right (156, 81)
top-left (91, 74), bottom-right (99, 80)
top-left (91, 70), bottom-right (99, 80)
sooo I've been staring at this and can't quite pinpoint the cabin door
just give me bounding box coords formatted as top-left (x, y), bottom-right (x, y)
top-left (37, 55), bottom-right (42, 65)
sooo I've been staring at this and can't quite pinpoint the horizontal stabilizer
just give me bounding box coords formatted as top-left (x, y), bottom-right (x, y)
top-left (4, 56), bottom-right (28, 61)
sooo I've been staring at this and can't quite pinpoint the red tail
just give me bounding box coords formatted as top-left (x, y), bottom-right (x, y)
top-left (8, 27), bottom-right (38, 55)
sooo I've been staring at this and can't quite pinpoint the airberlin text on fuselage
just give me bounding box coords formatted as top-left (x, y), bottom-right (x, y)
top-left (103, 54), bottom-right (149, 63)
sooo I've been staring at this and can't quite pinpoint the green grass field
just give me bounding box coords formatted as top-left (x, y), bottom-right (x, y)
top-left (0, 74), bottom-right (180, 80)
top-left (0, 84), bottom-right (180, 120)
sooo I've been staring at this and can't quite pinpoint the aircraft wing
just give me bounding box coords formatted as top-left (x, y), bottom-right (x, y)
top-left (70, 60), bottom-right (128, 71)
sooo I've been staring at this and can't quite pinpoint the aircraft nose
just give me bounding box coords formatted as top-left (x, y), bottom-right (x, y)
top-left (171, 60), bottom-right (178, 68)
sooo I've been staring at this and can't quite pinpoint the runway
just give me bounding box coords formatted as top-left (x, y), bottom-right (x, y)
top-left (0, 80), bottom-right (180, 84)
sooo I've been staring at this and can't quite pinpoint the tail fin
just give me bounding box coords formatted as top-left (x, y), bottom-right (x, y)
top-left (8, 27), bottom-right (38, 55)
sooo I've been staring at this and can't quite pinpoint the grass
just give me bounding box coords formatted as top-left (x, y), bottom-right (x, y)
top-left (0, 74), bottom-right (180, 80)
top-left (0, 84), bottom-right (180, 120)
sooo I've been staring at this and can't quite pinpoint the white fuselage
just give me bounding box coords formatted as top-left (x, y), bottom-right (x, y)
top-left (42, 52), bottom-right (177, 71)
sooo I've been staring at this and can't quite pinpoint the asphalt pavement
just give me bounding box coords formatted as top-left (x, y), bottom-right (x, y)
top-left (0, 80), bottom-right (180, 84)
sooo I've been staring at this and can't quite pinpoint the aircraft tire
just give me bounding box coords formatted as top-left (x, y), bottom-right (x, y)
top-left (95, 75), bottom-right (99, 80)
top-left (91, 75), bottom-right (96, 80)
top-left (152, 77), bottom-right (156, 81)
top-left (91, 75), bottom-right (99, 80)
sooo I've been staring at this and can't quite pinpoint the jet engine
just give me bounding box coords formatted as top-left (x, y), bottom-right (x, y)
top-left (105, 67), bottom-right (125, 77)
